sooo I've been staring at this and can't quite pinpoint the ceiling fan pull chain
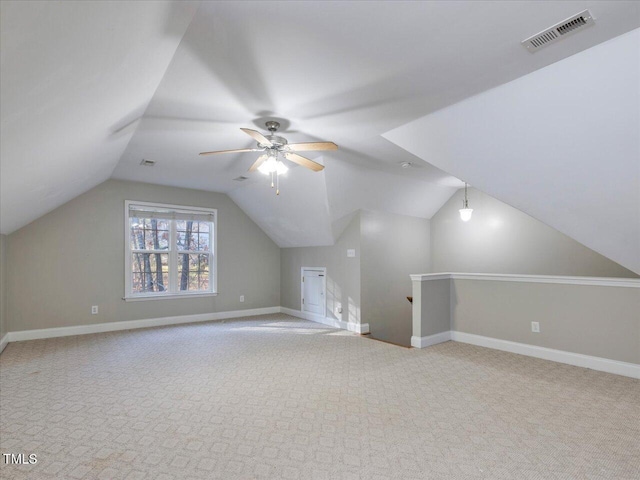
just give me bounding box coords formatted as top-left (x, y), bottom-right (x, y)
top-left (276, 170), bottom-right (280, 196)
top-left (271, 171), bottom-right (274, 188)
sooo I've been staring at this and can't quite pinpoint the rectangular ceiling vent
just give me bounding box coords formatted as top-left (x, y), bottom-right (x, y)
top-left (140, 159), bottom-right (156, 167)
top-left (522, 10), bottom-right (594, 52)
top-left (233, 176), bottom-right (249, 182)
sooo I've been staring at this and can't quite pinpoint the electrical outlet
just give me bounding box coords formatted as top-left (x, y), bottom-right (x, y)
top-left (240, 295), bottom-right (245, 303)
top-left (91, 306), bottom-right (99, 315)
top-left (531, 321), bottom-right (540, 333)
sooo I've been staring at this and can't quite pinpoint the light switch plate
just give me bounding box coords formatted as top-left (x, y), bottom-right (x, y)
top-left (347, 249), bottom-right (356, 258)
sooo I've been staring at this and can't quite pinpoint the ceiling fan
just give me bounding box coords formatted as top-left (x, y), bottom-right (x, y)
top-left (199, 121), bottom-right (337, 195)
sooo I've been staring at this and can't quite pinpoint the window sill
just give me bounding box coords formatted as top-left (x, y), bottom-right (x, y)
top-left (123, 292), bottom-right (218, 302)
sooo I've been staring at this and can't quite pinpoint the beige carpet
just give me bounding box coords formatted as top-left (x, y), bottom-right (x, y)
top-left (1, 314), bottom-right (639, 479)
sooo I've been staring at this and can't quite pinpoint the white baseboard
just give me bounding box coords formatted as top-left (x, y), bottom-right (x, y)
top-left (6, 307), bottom-right (281, 343)
top-left (450, 331), bottom-right (640, 379)
top-left (280, 307), bottom-right (370, 334)
top-left (411, 331), bottom-right (451, 348)
top-left (2, 306), bottom-right (370, 346)
top-left (6, 311), bottom-right (634, 379)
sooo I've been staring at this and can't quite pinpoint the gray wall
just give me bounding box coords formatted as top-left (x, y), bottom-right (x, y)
top-left (6, 179), bottom-right (280, 332)
top-left (431, 188), bottom-right (638, 277)
top-left (280, 209), bottom-right (431, 347)
top-left (280, 214), bottom-right (361, 324)
top-left (413, 278), bottom-right (450, 339)
top-left (450, 279), bottom-right (640, 364)
top-left (0, 234), bottom-right (6, 339)
top-left (360, 210), bottom-right (430, 347)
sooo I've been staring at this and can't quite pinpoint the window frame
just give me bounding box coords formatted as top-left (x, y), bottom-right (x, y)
top-left (124, 200), bottom-right (218, 301)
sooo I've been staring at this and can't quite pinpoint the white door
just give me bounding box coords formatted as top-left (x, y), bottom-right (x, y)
top-left (302, 268), bottom-right (326, 316)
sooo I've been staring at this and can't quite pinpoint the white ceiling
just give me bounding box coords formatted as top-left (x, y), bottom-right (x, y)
top-left (2, 1), bottom-right (639, 257)
top-left (0, 0), bottom-right (198, 233)
top-left (385, 29), bottom-right (640, 274)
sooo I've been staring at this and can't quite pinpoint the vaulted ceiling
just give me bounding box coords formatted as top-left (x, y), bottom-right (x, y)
top-left (385, 29), bottom-right (640, 274)
top-left (2, 1), bottom-right (639, 270)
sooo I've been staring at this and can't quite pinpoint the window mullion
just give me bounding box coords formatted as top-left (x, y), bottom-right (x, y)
top-left (169, 220), bottom-right (177, 294)
top-left (210, 221), bottom-right (215, 293)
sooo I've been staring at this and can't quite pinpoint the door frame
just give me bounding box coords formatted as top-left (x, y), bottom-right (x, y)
top-left (301, 267), bottom-right (327, 317)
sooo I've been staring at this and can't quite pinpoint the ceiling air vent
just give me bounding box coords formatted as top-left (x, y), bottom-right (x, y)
top-left (140, 159), bottom-right (156, 167)
top-left (233, 176), bottom-right (249, 182)
top-left (522, 10), bottom-right (594, 52)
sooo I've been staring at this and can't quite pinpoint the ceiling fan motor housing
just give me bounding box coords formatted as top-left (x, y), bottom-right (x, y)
top-left (261, 135), bottom-right (288, 149)
top-left (265, 120), bottom-right (280, 132)
top-left (260, 121), bottom-right (287, 149)
top-left (199, 121), bottom-right (330, 175)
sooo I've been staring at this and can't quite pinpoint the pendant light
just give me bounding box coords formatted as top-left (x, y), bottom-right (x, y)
top-left (459, 183), bottom-right (473, 222)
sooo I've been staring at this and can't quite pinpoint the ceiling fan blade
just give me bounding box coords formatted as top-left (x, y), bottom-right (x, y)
top-left (286, 142), bottom-right (338, 152)
top-left (248, 154), bottom-right (268, 173)
top-left (284, 152), bottom-right (325, 172)
top-left (199, 148), bottom-right (262, 156)
top-left (240, 128), bottom-right (272, 147)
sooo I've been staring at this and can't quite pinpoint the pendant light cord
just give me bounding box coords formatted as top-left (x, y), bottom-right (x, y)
top-left (463, 182), bottom-right (469, 209)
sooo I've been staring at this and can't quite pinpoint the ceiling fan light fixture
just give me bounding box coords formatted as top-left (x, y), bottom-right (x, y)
top-left (257, 150), bottom-right (289, 177)
top-left (258, 155), bottom-right (278, 175)
top-left (275, 161), bottom-right (288, 175)
top-left (200, 120), bottom-right (334, 195)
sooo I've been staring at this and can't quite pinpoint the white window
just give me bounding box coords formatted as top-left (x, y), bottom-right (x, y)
top-left (124, 201), bottom-right (217, 300)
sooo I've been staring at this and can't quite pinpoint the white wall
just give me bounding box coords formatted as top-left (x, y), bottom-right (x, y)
top-left (431, 188), bottom-right (637, 278)
top-left (6, 180), bottom-right (280, 332)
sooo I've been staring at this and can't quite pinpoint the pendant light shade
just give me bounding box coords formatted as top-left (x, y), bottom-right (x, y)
top-left (459, 208), bottom-right (473, 222)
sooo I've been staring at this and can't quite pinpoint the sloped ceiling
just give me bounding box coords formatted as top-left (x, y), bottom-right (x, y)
top-left (384, 29), bottom-right (640, 274)
top-left (2, 1), bottom-right (639, 260)
top-left (0, 0), bottom-right (198, 233)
